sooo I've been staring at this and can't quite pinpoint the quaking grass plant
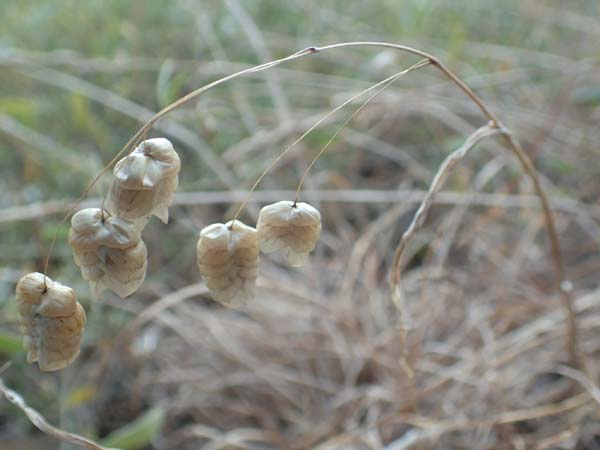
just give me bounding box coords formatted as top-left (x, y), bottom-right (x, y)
top-left (7, 40), bottom-right (580, 449)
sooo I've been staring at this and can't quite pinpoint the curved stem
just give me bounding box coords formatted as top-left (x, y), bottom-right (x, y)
top-left (311, 42), bottom-right (497, 122)
top-left (329, 43), bottom-right (576, 367)
top-left (312, 43), bottom-right (576, 367)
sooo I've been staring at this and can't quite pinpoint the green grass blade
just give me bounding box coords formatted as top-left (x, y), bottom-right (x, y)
top-left (100, 408), bottom-right (166, 450)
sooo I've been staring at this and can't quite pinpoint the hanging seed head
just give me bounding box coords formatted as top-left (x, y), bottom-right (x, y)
top-left (68, 208), bottom-right (147, 298)
top-left (196, 220), bottom-right (259, 306)
top-left (107, 138), bottom-right (180, 226)
top-left (256, 201), bottom-right (322, 266)
top-left (15, 273), bottom-right (86, 372)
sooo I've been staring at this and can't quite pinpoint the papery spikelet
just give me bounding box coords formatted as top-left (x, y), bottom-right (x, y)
top-left (68, 208), bottom-right (147, 298)
top-left (15, 273), bottom-right (86, 372)
top-left (196, 220), bottom-right (259, 306)
top-left (98, 240), bottom-right (147, 298)
top-left (107, 137), bottom-right (180, 225)
top-left (256, 201), bottom-right (321, 266)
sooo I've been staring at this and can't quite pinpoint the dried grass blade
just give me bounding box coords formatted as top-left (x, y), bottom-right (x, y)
top-left (0, 377), bottom-right (117, 450)
top-left (390, 123), bottom-right (501, 310)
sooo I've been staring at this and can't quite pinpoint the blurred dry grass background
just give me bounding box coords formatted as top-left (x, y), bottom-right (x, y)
top-left (1, 0), bottom-right (600, 449)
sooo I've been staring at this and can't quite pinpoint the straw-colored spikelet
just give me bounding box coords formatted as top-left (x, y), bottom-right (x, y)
top-left (196, 220), bottom-right (259, 306)
top-left (68, 208), bottom-right (147, 298)
top-left (15, 273), bottom-right (86, 372)
top-left (256, 201), bottom-right (321, 266)
top-left (107, 137), bottom-right (180, 226)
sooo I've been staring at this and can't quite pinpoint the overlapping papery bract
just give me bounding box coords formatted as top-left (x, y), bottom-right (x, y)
top-left (196, 220), bottom-right (259, 306)
top-left (107, 138), bottom-right (180, 226)
top-left (68, 208), bottom-right (147, 298)
top-left (16, 273), bottom-right (86, 372)
top-left (256, 201), bottom-right (321, 266)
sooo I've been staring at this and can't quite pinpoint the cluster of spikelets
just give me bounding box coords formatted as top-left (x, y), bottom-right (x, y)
top-left (68, 208), bottom-right (148, 299)
top-left (107, 137), bottom-right (181, 227)
top-left (196, 201), bottom-right (322, 306)
top-left (15, 138), bottom-right (180, 371)
top-left (69, 138), bottom-right (180, 299)
top-left (15, 137), bottom-right (323, 370)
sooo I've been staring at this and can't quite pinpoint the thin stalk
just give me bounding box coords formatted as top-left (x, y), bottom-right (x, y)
top-left (293, 59), bottom-right (430, 203)
top-left (230, 59), bottom-right (429, 223)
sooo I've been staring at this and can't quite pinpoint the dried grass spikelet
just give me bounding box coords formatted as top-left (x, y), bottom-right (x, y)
top-left (68, 208), bottom-right (147, 298)
top-left (107, 137), bottom-right (180, 226)
top-left (15, 273), bottom-right (86, 372)
top-left (196, 220), bottom-right (259, 306)
top-left (256, 201), bottom-right (322, 266)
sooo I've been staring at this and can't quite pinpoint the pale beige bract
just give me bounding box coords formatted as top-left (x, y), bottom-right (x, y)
top-left (256, 201), bottom-right (322, 266)
top-left (68, 208), bottom-right (147, 298)
top-left (196, 220), bottom-right (259, 306)
top-left (15, 273), bottom-right (86, 372)
top-left (107, 137), bottom-right (180, 226)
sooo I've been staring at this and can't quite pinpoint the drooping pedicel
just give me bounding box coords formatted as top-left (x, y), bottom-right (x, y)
top-left (107, 137), bottom-right (180, 226)
top-left (15, 273), bottom-right (86, 372)
top-left (196, 220), bottom-right (259, 306)
top-left (256, 201), bottom-right (321, 266)
top-left (68, 208), bottom-right (147, 298)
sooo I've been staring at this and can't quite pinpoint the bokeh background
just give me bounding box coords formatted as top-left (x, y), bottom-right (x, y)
top-left (1, 0), bottom-right (599, 449)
